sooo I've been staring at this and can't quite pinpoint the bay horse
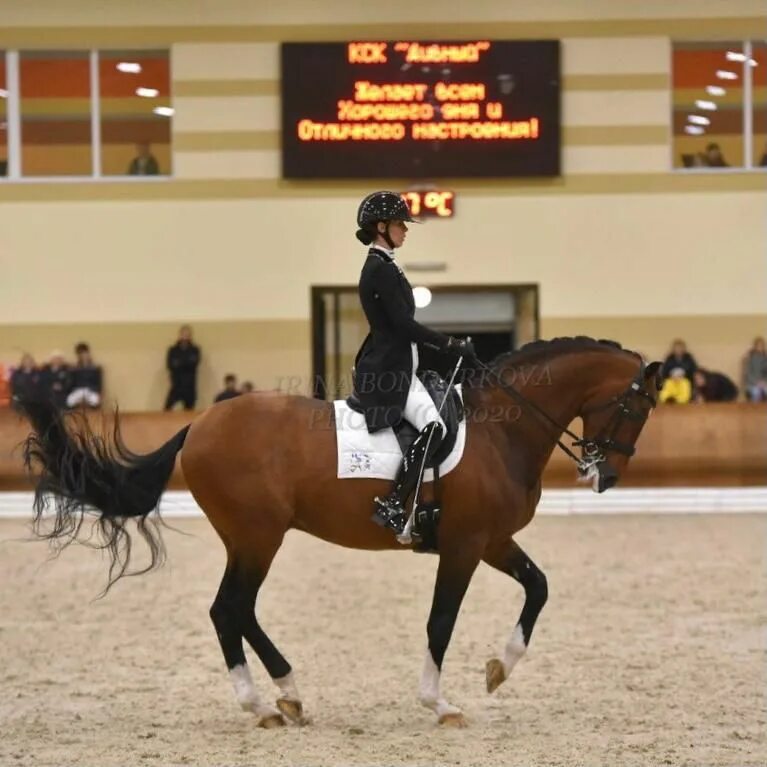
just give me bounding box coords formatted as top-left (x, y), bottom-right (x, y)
top-left (20, 337), bottom-right (661, 728)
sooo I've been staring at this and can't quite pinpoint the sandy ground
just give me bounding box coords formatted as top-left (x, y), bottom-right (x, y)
top-left (0, 513), bottom-right (764, 767)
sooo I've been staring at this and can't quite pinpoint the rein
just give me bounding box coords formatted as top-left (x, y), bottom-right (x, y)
top-left (471, 357), bottom-right (657, 475)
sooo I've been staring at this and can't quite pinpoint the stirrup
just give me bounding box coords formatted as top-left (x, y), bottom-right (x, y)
top-left (372, 496), bottom-right (408, 534)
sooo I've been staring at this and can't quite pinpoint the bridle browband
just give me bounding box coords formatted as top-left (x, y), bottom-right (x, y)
top-left (472, 357), bottom-right (658, 475)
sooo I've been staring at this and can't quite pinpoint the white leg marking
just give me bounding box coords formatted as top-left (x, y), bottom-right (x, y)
top-left (230, 664), bottom-right (262, 712)
top-left (419, 650), bottom-right (462, 719)
top-left (502, 623), bottom-right (527, 677)
top-left (274, 670), bottom-right (300, 701)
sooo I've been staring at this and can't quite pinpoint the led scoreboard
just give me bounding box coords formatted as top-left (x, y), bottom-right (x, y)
top-left (281, 40), bottom-right (560, 179)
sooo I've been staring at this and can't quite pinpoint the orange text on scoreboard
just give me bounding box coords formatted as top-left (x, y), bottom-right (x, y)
top-left (403, 190), bottom-right (455, 218)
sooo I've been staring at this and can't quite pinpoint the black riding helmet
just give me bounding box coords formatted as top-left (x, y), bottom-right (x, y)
top-left (355, 191), bottom-right (419, 248)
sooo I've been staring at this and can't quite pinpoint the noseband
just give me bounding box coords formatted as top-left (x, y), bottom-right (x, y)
top-left (474, 359), bottom-right (657, 475)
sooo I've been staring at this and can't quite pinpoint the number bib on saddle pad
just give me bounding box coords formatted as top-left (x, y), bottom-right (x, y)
top-left (333, 382), bottom-right (466, 481)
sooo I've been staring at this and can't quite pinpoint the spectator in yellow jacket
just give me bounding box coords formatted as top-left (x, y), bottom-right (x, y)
top-left (659, 367), bottom-right (692, 404)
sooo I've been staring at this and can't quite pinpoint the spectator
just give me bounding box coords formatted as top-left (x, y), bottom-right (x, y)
top-left (214, 374), bottom-right (240, 403)
top-left (164, 325), bottom-right (201, 411)
top-left (659, 367), bottom-right (692, 404)
top-left (40, 351), bottom-right (72, 409)
top-left (128, 142), bottom-right (160, 176)
top-left (10, 353), bottom-right (41, 405)
top-left (743, 336), bottom-right (767, 402)
top-left (241, 381), bottom-right (255, 394)
top-left (661, 339), bottom-right (697, 384)
top-left (66, 342), bottom-right (103, 409)
top-left (703, 142), bottom-right (729, 168)
top-left (692, 369), bottom-right (738, 403)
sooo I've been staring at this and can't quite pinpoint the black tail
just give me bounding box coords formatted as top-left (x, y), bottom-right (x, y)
top-left (18, 399), bottom-right (190, 593)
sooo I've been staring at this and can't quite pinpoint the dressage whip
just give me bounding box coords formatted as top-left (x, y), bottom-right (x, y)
top-left (396, 345), bottom-right (467, 545)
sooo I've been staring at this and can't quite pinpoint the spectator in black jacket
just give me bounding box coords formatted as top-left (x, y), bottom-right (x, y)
top-left (214, 374), bottom-right (240, 403)
top-left (66, 342), bottom-right (103, 409)
top-left (40, 351), bottom-right (72, 409)
top-left (128, 142), bottom-right (160, 175)
top-left (661, 339), bottom-right (697, 384)
top-left (164, 325), bottom-right (201, 411)
top-left (692, 369), bottom-right (738, 402)
top-left (10, 353), bottom-right (41, 406)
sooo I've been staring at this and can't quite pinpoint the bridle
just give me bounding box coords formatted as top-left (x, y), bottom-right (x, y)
top-left (472, 358), bottom-right (658, 476)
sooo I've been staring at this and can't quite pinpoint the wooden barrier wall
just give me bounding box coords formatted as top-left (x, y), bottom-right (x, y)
top-left (0, 402), bottom-right (765, 491)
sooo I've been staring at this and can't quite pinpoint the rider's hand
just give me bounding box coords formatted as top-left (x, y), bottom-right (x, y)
top-left (446, 337), bottom-right (477, 361)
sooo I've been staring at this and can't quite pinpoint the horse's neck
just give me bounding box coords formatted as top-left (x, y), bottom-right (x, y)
top-left (481, 352), bottom-right (614, 471)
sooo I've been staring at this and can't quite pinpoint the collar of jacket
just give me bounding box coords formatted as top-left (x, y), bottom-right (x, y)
top-left (369, 245), bottom-right (395, 262)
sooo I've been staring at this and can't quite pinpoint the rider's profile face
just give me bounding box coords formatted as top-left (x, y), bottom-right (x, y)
top-left (384, 219), bottom-right (408, 248)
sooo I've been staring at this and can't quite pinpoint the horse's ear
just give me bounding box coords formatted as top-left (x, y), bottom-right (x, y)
top-left (644, 361), bottom-right (663, 389)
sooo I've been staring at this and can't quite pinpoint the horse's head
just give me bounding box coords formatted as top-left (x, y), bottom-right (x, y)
top-left (578, 359), bottom-right (662, 493)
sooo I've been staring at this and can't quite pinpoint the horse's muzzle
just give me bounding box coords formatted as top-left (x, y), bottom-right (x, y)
top-left (596, 462), bottom-right (619, 493)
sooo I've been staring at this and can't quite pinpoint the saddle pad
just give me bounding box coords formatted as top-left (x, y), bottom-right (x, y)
top-left (333, 386), bottom-right (466, 480)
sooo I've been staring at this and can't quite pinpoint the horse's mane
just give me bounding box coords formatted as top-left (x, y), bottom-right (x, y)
top-left (486, 336), bottom-right (641, 375)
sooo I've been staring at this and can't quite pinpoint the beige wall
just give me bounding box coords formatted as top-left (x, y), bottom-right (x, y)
top-left (0, 0), bottom-right (765, 409)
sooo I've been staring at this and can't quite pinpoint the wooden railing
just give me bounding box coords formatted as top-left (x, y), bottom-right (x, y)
top-left (1, 402), bottom-right (765, 491)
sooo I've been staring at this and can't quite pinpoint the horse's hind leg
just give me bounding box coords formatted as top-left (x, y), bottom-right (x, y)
top-left (482, 537), bottom-right (548, 694)
top-left (235, 564), bottom-right (307, 725)
top-left (209, 563), bottom-right (286, 728)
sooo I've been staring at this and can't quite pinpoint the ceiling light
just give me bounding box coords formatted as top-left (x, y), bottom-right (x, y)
top-left (716, 70), bottom-right (738, 80)
top-left (726, 51), bottom-right (747, 62)
top-left (152, 106), bottom-right (174, 117)
top-left (117, 62), bottom-right (142, 74)
top-left (705, 85), bottom-right (726, 96)
top-left (136, 87), bottom-right (159, 98)
top-left (687, 115), bottom-right (710, 126)
top-left (695, 99), bottom-right (717, 111)
top-left (412, 286), bottom-right (432, 309)
top-left (684, 125), bottom-right (705, 135)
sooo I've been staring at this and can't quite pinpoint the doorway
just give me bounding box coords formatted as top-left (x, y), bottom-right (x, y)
top-left (310, 284), bottom-right (539, 400)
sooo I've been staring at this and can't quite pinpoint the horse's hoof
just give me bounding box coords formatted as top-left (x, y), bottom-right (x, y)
top-left (486, 658), bottom-right (506, 694)
top-left (438, 711), bottom-right (468, 728)
top-left (258, 712), bottom-right (286, 729)
top-left (277, 698), bottom-right (307, 725)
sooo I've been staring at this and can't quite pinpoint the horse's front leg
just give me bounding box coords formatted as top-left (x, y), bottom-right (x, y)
top-left (482, 537), bottom-right (548, 693)
top-left (420, 539), bottom-right (483, 726)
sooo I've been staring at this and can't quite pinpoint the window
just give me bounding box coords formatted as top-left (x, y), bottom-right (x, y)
top-left (752, 42), bottom-right (766, 168)
top-left (673, 41), bottom-right (765, 170)
top-left (0, 52), bottom-right (6, 177)
top-left (99, 50), bottom-right (171, 176)
top-left (20, 50), bottom-right (92, 176)
top-left (2, 48), bottom-right (171, 180)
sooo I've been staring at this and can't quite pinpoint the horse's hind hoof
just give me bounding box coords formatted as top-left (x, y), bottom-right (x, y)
top-left (485, 658), bottom-right (506, 694)
top-left (438, 712), bottom-right (468, 728)
top-left (277, 698), bottom-right (308, 725)
top-left (258, 712), bottom-right (287, 729)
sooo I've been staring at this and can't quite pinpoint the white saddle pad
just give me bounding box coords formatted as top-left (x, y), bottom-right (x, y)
top-left (333, 385), bottom-right (466, 480)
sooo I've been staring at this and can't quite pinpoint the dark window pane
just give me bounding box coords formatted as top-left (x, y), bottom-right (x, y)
top-left (99, 50), bottom-right (171, 176)
top-left (672, 42), bottom-right (744, 169)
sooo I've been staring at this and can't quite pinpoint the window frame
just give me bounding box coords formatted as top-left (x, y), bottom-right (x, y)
top-left (0, 48), bottom-right (172, 183)
top-left (672, 39), bottom-right (765, 174)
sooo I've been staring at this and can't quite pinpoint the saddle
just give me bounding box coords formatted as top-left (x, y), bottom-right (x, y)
top-left (345, 370), bottom-right (464, 469)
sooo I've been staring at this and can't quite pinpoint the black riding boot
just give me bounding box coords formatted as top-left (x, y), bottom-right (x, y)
top-left (373, 421), bottom-right (444, 533)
